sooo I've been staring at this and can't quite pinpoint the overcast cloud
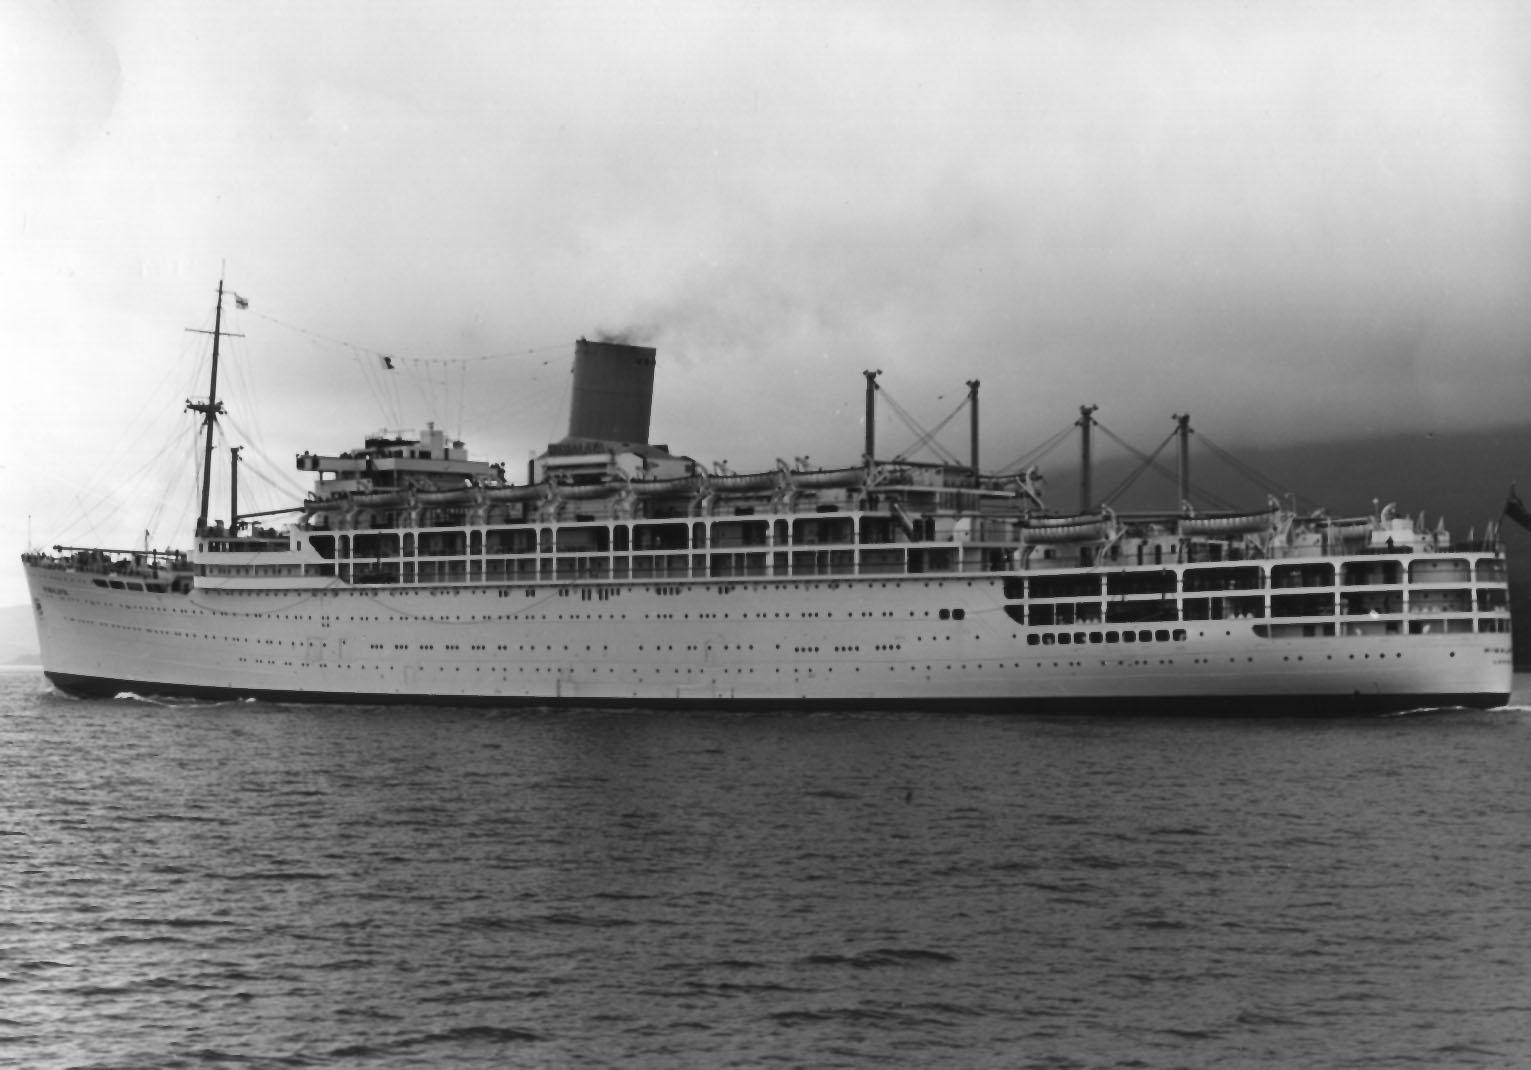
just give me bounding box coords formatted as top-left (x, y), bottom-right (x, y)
top-left (3, 0), bottom-right (1528, 604)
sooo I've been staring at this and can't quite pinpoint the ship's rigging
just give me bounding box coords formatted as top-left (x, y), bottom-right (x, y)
top-left (73, 281), bottom-right (1404, 554)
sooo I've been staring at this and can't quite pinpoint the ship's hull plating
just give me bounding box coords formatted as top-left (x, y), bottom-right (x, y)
top-left (26, 563), bottom-right (1512, 715)
top-left (35, 671), bottom-right (1509, 716)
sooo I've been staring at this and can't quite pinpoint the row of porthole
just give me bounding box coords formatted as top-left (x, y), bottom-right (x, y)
top-left (240, 659), bottom-right (1062, 675)
top-left (627, 609), bottom-right (970, 621)
top-left (83, 598), bottom-right (204, 614)
top-left (1028, 629), bottom-right (1187, 646)
top-left (97, 597), bottom-right (997, 626)
top-left (1283, 652), bottom-right (1408, 661)
top-left (228, 650), bottom-right (1470, 683)
top-left (233, 660), bottom-right (1182, 678)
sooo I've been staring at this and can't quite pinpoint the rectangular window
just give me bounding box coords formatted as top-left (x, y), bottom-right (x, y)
top-left (556, 526), bottom-right (609, 553)
top-left (1184, 566), bottom-right (1263, 591)
top-left (634, 523), bottom-right (689, 551)
top-left (1341, 561), bottom-right (1401, 586)
top-left (1105, 599), bottom-right (1177, 624)
top-left (1476, 559), bottom-right (1508, 582)
top-left (1271, 593), bottom-right (1334, 618)
top-left (1106, 570), bottom-right (1176, 596)
top-left (1407, 558), bottom-right (1471, 583)
top-left (1031, 574), bottom-right (1102, 599)
top-left (1272, 563), bottom-right (1334, 588)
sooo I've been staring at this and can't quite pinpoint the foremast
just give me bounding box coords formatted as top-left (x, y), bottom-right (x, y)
top-left (185, 279), bottom-right (240, 536)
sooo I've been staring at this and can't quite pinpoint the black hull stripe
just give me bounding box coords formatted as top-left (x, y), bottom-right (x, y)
top-left (42, 672), bottom-right (1510, 717)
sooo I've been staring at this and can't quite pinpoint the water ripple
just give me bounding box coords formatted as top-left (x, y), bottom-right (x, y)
top-left (5, 670), bottom-right (1531, 1068)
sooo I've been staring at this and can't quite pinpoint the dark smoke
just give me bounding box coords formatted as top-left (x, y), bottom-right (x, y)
top-left (595, 325), bottom-right (658, 346)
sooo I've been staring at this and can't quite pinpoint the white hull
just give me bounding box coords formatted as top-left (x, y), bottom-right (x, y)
top-left (26, 563), bottom-right (1513, 713)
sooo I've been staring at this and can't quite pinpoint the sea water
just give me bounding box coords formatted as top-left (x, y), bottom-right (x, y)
top-left (2, 669), bottom-right (1529, 1069)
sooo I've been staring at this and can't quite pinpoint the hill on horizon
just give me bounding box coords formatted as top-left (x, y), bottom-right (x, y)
top-left (0, 604), bottom-right (39, 665)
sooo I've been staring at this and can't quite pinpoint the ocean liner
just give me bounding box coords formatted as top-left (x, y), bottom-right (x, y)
top-left (22, 284), bottom-right (1514, 713)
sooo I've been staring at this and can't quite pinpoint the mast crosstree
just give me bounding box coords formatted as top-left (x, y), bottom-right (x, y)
top-left (185, 279), bottom-right (243, 536)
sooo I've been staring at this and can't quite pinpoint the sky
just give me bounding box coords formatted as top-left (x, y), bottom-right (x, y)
top-left (3, 0), bottom-right (1530, 607)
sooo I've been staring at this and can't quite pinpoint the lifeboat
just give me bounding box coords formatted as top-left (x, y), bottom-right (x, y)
top-left (1323, 517), bottom-right (1375, 538)
top-left (709, 470), bottom-right (779, 493)
top-left (1020, 514), bottom-right (1110, 543)
top-left (339, 490), bottom-right (400, 508)
top-left (415, 489), bottom-right (474, 505)
top-left (548, 482), bottom-right (614, 501)
top-left (789, 466), bottom-right (864, 489)
top-left (486, 484), bottom-right (547, 503)
top-left (629, 477), bottom-right (701, 497)
top-left (1177, 509), bottom-right (1276, 536)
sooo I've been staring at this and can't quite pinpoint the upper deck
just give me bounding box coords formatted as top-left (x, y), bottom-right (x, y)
top-left (176, 432), bottom-right (1513, 645)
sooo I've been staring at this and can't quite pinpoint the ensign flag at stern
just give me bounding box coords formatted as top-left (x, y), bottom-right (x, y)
top-left (1505, 484), bottom-right (1531, 533)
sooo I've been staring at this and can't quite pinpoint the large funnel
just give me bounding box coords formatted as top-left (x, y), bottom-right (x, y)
top-left (567, 339), bottom-right (656, 444)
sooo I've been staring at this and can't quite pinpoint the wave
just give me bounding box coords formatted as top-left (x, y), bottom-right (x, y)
top-left (110, 690), bottom-right (264, 710)
top-left (768, 999), bottom-right (981, 1028)
top-left (460, 911), bottom-right (641, 931)
top-left (329, 1024), bottom-right (545, 1059)
top-left (797, 947), bottom-right (958, 969)
top-left (112, 691), bottom-right (167, 705)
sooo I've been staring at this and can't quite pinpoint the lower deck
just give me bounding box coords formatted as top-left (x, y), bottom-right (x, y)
top-left (25, 560), bottom-right (1514, 714)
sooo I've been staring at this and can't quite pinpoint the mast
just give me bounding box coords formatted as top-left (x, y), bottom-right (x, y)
top-left (1077, 404), bottom-right (1098, 513)
top-left (1174, 413), bottom-right (1192, 511)
top-left (967, 379), bottom-right (980, 483)
top-left (185, 280), bottom-right (239, 536)
top-left (863, 369), bottom-right (881, 464)
top-left (230, 445), bottom-right (243, 534)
